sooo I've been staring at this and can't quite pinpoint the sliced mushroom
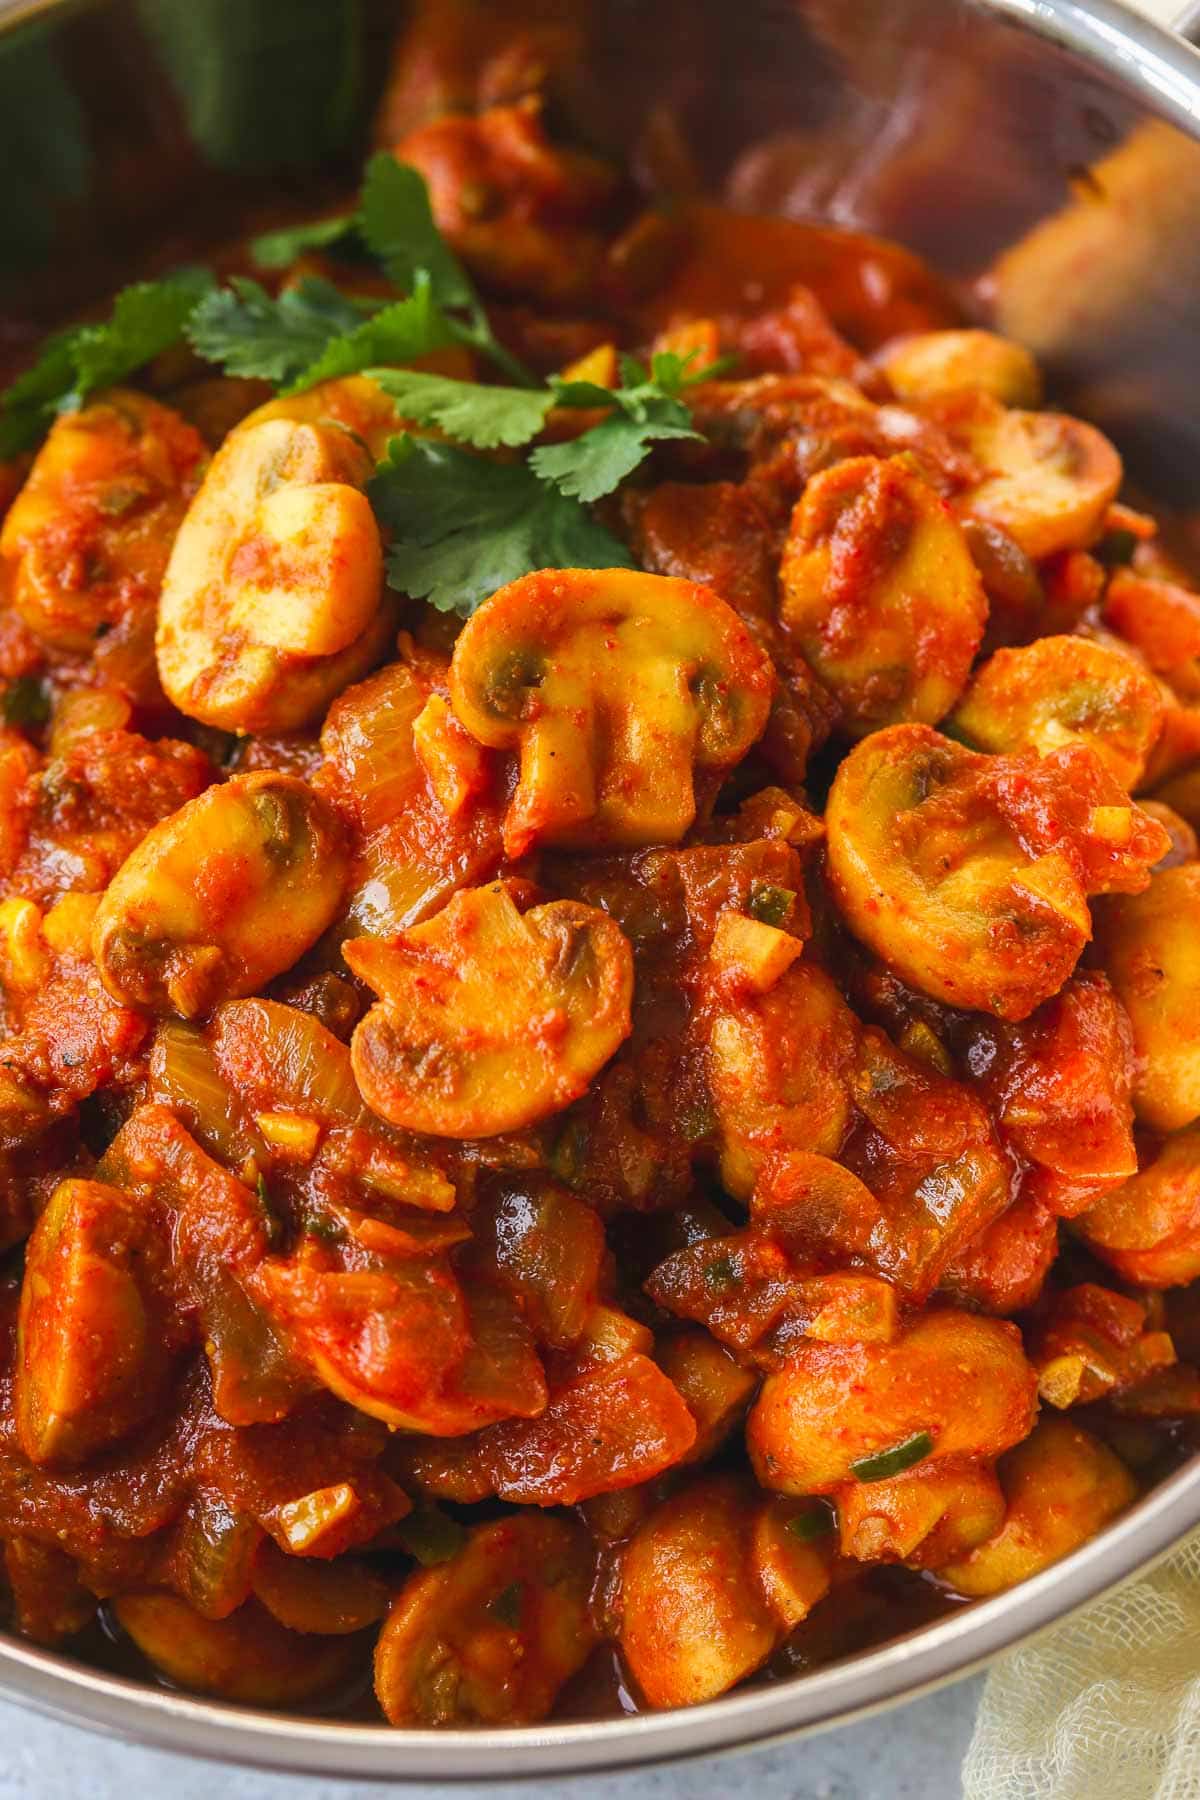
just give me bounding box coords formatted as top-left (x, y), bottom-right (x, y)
top-left (374, 1513), bottom-right (596, 1725)
top-left (1074, 1127), bottom-right (1200, 1287)
top-left (346, 881), bottom-right (633, 1137)
top-left (114, 1592), bottom-right (361, 1705)
top-left (779, 454), bottom-right (986, 733)
top-left (0, 390), bottom-right (205, 654)
top-left (747, 1310), bottom-right (1038, 1496)
top-left (248, 373), bottom-right (407, 461)
top-left (1095, 864), bottom-right (1200, 1132)
top-left (15, 1178), bottom-right (170, 1466)
top-left (936, 1417), bottom-right (1136, 1597)
top-left (826, 723), bottom-right (1168, 1019)
top-left (448, 568), bottom-right (773, 857)
top-left (705, 958), bottom-right (858, 1199)
top-left (953, 401), bottom-right (1122, 560)
top-left (93, 772), bottom-right (349, 1018)
top-left (951, 635), bottom-right (1164, 790)
top-left (618, 1475), bottom-right (831, 1708)
top-left (251, 1539), bottom-right (390, 1636)
top-left (876, 329), bottom-right (1042, 407)
top-left (836, 1459), bottom-right (1006, 1568)
top-left (157, 412), bottom-right (390, 732)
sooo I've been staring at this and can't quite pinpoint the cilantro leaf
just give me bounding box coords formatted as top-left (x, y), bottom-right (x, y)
top-left (0, 269), bottom-right (214, 457)
top-left (370, 434), bottom-right (634, 616)
top-left (283, 276), bottom-right (455, 394)
top-left (0, 333), bottom-right (77, 457)
top-left (359, 154), bottom-right (533, 385)
top-left (359, 152), bottom-right (476, 315)
top-left (530, 406), bottom-right (698, 503)
top-left (530, 371), bottom-right (701, 503)
top-left (64, 269), bottom-right (214, 407)
top-left (365, 367), bottom-right (553, 449)
top-left (187, 275), bottom-right (370, 384)
top-left (250, 213), bottom-right (362, 270)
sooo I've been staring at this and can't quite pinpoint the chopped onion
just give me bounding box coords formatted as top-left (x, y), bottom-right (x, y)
top-left (211, 998), bottom-right (362, 1127)
top-left (149, 1021), bottom-right (265, 1167)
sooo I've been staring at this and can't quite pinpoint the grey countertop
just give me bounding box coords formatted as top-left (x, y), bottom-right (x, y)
top-left (0, 1675), bottom-right (982, 1799)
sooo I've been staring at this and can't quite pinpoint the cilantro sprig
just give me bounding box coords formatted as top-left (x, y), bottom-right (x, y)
top-left (366, 350), bottom-right (713, 615)
top-left (369, 435), bottom-right (635, 615)
top-left (189, 158), bottom-right (534, 393)
top-left (533, 352), bottom-right (704, 502)
top-left (365, 368), bottom-right (554, 450)
top-left (186, 275), bottom-right (370, 385)
top-left (0, 268), bottom-right (214, 457)
top-left (250, 213), bottom-right (363, 270)
top-left (245, 154), bottom-right (532, 387)
top-left (187, 271), bottom-right (455, 396)
top-left (0, 155), bottom-right (723, 628)
top-left (358, 155), bottom-right (530, 385)
top-left (0, 156), bottom-right (531, 461)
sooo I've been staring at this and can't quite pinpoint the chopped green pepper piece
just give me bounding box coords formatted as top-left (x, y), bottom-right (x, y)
top-left (786, 1507), bottom-right (835, 1542)
top-left (850, 1430), bottom-right (935, 1483)
top-left (254, 1172), bottom-right (283, 1251)
top-left (747, 883), bottom-right (795, 928)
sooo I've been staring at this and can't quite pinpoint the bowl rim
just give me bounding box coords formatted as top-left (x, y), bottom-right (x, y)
top-left (1, 1453), bottom-right (1197, 1778)
top-left (2, 0), bottom-right (1200, 1779)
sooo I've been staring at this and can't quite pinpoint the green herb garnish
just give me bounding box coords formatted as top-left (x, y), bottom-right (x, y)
top-left (304, 1212), bottom-right (347, 1245)
top-left (0, 269), bottom-right (214, 457)
top-left (359, 153), bottom-right (529, 384)
top-left (365, 352), bottom-right (715, 617)
top-left (186, 275), bottom-right (370, 385)
top-left (850, 1430), bottom-right (935, 1483)
top-left (250, 213), bottom-right (363, 270)
top-left (1, 159), bottom-right (718, 627)
top-left (280, 277), bottom-right (456, 395)
top-left (747, 884), bottom-right (796, 929)
top-left (530, 353), bottom-right (703, 502)
top-left (367, 367), bottom-right (555, 450)
top-left (369, 435), bottom-right (634, 616)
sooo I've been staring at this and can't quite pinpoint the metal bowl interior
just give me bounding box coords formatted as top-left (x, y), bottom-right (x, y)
top-left (2, 0), bottom-right (1200, 1777)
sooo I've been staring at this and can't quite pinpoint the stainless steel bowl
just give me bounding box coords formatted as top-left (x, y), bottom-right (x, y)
top-left (2, 0), bottom-right (1200, 1778)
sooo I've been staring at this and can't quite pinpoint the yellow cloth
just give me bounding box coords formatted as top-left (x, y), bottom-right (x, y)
top-left (962, 1532), bottom-right (1200, 1800)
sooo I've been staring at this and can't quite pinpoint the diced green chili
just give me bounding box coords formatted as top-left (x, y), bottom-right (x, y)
top-left (786, 1506), bottom-right (835, 1542)
top-left (850, 1430), bottom-right (934, 1483)
top-left (747, 883), bottom-right (795, 928)
top-left (255, 1172), bottom-right (283, 1250)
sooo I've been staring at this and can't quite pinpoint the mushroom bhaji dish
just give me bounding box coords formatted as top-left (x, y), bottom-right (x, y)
top-left (0, 90), bottom-right (1198, 1729)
